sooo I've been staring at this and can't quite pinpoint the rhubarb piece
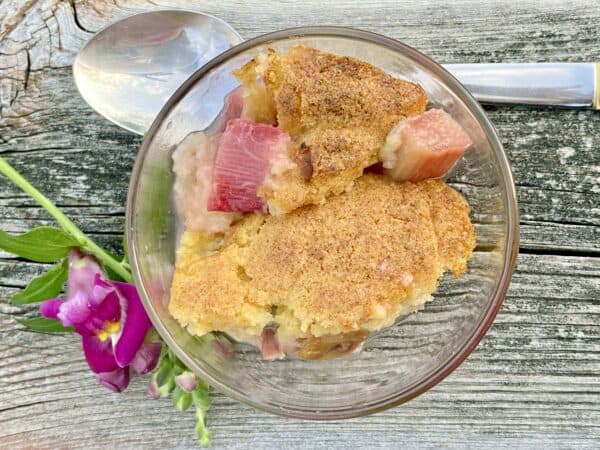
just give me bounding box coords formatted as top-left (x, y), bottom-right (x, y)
top-left (207, 119), bottom-right (292, 212)
top-left (380, 109), bottom-right (472, 182)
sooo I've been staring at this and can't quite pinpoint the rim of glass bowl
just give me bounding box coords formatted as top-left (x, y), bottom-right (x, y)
top-left (126, 26), bottom-right (520, 420)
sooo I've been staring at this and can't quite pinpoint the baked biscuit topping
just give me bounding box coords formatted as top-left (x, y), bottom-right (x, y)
top-left (236, 45), bottom-right (427, 214)
top-left (170, 45), bottom-right (475, 360)
top-left (169, 176), bottom-right (475, 358)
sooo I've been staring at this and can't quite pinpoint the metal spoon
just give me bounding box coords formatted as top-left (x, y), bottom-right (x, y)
top-left (73, 10), bottom-right (243, 135)
top-left (73, 11), bottom-right (599, 135)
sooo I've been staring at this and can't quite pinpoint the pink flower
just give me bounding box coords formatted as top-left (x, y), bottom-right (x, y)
top-left (40, 250), bottom-right (161, 392)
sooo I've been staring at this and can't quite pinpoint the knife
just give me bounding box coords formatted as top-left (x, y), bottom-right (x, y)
top-left (444, 62), bottom-right (600, 109)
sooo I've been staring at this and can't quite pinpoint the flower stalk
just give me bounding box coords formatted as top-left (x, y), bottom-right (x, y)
top-left (0, 157), bottom-right (131, 282)
top-left (0, 155), bottom-right (213, 446)
top-left (193, 384), bottom-right (212, 447)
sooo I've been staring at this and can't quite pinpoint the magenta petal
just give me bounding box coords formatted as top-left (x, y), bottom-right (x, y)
top-left (112, 282), bottom-right (153, 368)
top-left (82, 335), bottom-right (119, 373)
top-left (89, 278), bottom-right (114, 307)
top-left (91, 275), bottom-right (121, 323)
top-left (67, 249), bottom-right (102, 300)
top-left (130, 342), bottom-right (162, 375)
top-left (89, 275), bottom-right (114, 306)
top-left (39, 298), bottom-right (63, 319)
top-left (95, 367), bottom-right (130, 393)
top-left (57, 291), bottom-right (91, 329)
top-left (74, 316), bottom-right (106, 337)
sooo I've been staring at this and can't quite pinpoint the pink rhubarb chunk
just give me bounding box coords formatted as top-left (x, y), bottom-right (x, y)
top-left (380, 109), bottom-right (472, 182)
top-left (207, 119), bottom-right (292, 212)
top-left (172, 88), bottom-right (246, 234)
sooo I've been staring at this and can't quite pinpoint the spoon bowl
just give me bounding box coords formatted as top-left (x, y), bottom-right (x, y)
top-left (73, 10), bottom-right (243, 135)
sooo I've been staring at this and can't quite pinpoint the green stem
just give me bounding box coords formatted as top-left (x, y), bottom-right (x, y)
top-left (0, 157), bottom-right (132, 282)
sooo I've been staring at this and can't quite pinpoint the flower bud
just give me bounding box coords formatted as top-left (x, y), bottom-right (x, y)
top-left (154, 356), bottom-right (175, 395)
top-left (147, 376), bottom-right (161, 400)
top-left (174, 371), bottom-right (197, 392)
top-left (131, 342), bottom-right (162, 375)
top-left (148, 366), bottom-right (174, 399)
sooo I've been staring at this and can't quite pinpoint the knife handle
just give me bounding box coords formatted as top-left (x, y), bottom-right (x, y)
top-left (443, 62), bottom-right (599, 109)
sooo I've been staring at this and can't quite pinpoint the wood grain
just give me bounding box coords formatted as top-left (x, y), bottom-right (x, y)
top-left (0, 0), bottom-right (599, 448)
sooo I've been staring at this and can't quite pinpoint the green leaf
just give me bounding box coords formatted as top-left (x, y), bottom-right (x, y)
top-left (192, 388), bottom-right (212, 410)
top-left (10, 259), bottom-right (68, 304)
top-left (172, 387), bottom-right (193, 411)
top-left (0, 227), bottom-right (78, 262)
top-left (17, 317), bottom-right (74, 333)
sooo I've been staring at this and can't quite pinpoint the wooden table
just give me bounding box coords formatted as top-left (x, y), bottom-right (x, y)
top-left (1, 1), bottom-right (598, 448)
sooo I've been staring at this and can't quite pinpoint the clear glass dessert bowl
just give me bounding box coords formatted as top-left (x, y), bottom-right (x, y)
top-left (126, 27), bottom-right (519, 419)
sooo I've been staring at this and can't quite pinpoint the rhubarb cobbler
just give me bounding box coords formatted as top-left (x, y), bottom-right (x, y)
top-left (168, 45), bottom-right (476, 360)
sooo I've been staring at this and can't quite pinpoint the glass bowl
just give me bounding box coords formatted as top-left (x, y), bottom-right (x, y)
top-left (126, 27), bottom-right (519, 419)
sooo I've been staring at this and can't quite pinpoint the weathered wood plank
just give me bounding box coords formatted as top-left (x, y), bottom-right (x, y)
top-left (1, 255), bottom-right (598, 448)
top-left (1, 1), bottom-right (598, 252)
top-left (0, 0), bottom-right (599, 449)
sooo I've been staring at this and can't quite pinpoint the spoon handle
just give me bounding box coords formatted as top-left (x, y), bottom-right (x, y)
top-left (443, 62), bottom-right (599, 109)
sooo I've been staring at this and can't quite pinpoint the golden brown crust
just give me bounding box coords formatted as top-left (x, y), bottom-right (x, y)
top-left (263, 45), bottom-right (427, 137)
top-left (418, 180), bottom-right (476, 276)
top-left (169, 175), bottom-right (475, 340)
top-left (171, 47), bottom-right (474, 358)
top-left (235, 45), bottom-right (428, 214)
